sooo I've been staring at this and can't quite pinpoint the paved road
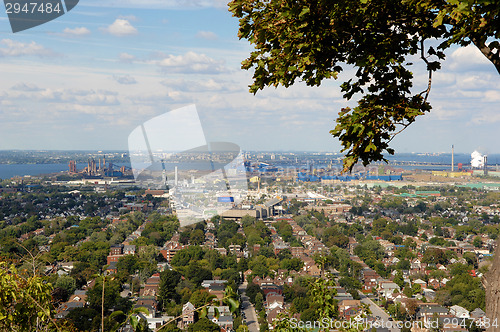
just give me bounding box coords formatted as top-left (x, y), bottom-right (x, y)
top-left (120, 283), bottom-right (130, 298)
top-left (359, 293), bottom-right (400, 332)
top-left (239, 282), bottom-right (260, 332)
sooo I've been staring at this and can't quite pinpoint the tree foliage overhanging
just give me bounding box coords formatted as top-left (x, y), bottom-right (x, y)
top-left (228, 0), bottom-right (500, 172)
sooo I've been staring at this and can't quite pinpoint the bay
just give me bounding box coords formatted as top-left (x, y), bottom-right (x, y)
top-left (0, 163), bottom-right (88, 179)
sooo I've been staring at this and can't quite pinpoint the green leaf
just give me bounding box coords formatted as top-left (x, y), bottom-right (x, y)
top-left (130, 315), bottom-right (138, 329)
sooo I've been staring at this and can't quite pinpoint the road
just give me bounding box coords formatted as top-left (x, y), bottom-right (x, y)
top-left (239, 282), bottom-right (260, 332)
top-left (359, 293), bottom-right (400, 332)
top-left (120, 283), bottom-right (130, 298)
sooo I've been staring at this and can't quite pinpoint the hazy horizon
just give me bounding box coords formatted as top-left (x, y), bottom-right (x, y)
top-left (0, 1), bottom-right (499, 154)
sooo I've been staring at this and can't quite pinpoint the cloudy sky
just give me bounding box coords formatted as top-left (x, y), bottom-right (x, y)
top-left (0, 0), bottom-right (499, 155)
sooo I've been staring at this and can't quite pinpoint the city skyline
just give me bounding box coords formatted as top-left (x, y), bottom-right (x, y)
top-left (0, 1), bottom-right (499, 155)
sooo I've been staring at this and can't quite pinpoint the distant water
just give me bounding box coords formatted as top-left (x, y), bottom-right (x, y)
top-left (282, 153), bottom-right (500, 172)
top-left (0, 163), bottom-right (88, 179)
top-left (385, 153), bottom-right (500, 165)
top-left (1, 153), bottom-right (499, 179)
top-left (0, 162), bottom-right (224, 179)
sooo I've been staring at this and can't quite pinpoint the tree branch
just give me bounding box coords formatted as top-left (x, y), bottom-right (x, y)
top-left (388, 123), bottom-right (412, 143)
top-left (419, 39), bottom-right (433, 104)
top-left (471, 37), bottom-right (500, 75)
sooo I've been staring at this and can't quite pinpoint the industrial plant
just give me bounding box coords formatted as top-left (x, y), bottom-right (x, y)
top-left (68, 157), bottom-right (133, 178)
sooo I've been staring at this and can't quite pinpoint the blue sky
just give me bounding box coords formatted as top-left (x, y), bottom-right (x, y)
top-left (0, 0), bottom-right (499, 155)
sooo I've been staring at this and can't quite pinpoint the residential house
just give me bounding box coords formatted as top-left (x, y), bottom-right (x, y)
top-left (55, 291), bottom-right (87, 319)
top-left (435, 316), bottom-right (468, 332)
top-left (386, 292), bottom-right (408, 303)
top-left (378, 281), bottom-right (400, 299)
top-left (348, 237), bottom-right (359, 255)
top-left (339, 300), bottom-right (361, 319)
top-left (229, 244), bottom-right (243, 257)
top-left (266, 293), bottom-right (284, 309)
top-left (105, 261), bottom-right (118, 275)
top-left (261, 284), bottom-right (283, 297)
top-left (207, 306), bottom-right (233, 331)
top-left (413, 278), bottom-right (427, 289)
top-left (206, 283), bottom-right (227, 301)
top-left (202, 280), bottom-right (228, 289)
top-left (470, 308), bottom-right (487, 328)
top-left (267, 306), bottom-right (286, 329)
top-left (140, 273), bottom-right (161, 297)
top-left (427, 278), bottom-right (441, 289)
top-left (334, 287), bottom-right (354, 301)
top-left (422, 288), bottom-right (436, 300)
top-left (181, 302), bottom-right (195, 329)
top-left (107, 244), bottom-right (125, 264)
top-left (416, 304), bottom-right (449, 324)
top-left (123, 245), bottom-right (136, 255)
top-left (450, 305), bottom-right (470, 319)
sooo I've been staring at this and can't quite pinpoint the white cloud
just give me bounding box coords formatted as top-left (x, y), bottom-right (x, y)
top-left (156, 51), bottom-right (227, 74)
top-left (62, 27), bottom-right (91, 36)
top-left (484, 90), bottom-right (500, 102)
top-left (455, 74), bottom-right (496, 91)
top-left (449, 45), bottom-right (493, 72)
top-left (196, 30), bottom-right (218, 40)
top-left (11, 83), bottom-right (43, 92)
top-left (0, 39), bottom-right (53, 57)
top-left (451, 45), bottom-right (490, 63)
top-left (8, 87), bottom-right (121, 106)
top-left (119, 52), bottom-right (136, 63)
top-left (83, 0), bottom-right (227, 9)
top-left (113, 75), bottom-right (137, 85)
top-left (118, 15), bottom-right (138, 21)
top-left (160, 78), bottom-right (240, 92)
top-left (77, 91), bottom-right (120, 106)
top-left (101, 19), bottom-right (138, 36)
top-left (469, 113), bottom-right (500, 125)
top-left (432, 72), bottom-right (457, 88)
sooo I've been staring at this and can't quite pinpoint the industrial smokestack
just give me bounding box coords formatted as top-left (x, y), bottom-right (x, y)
top-left (452, 145), bottom-right (454, 172)
top-left (175, 166), bottom-right (178, 186)
top-left (484, 155), bottom-right (488, 175)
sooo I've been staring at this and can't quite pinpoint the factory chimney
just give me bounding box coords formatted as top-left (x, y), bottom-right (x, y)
top-left (175, 166), bottom-right (178, 186)
top-left (452, 145), bottom-right (454, 172)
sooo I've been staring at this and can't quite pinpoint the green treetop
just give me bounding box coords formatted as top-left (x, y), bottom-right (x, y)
top-left (229, 0), bottom-right (499, 171)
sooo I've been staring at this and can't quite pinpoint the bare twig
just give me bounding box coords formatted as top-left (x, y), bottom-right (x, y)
top-left (16, 242), bottom-right (40, 277)
top-left (24, 291), bottom-right (63, 332)
top-left (418, 39), bottom-right (433, 103)
top-left (1, 249), bottom-right (62, 332)
top-left (388, 122), bottom-right (412, 143)
top-left (388, 39), bottom-right (434, 143)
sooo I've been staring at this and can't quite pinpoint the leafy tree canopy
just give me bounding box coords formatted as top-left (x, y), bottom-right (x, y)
top-left (188, 317), bottom-right (221, 332)
top-left (0, 262), bottom-right (55, 331)
top-left (229, 0), bottom-right (499, 171)
top-left (159, 269), bottom-right (182, 305)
